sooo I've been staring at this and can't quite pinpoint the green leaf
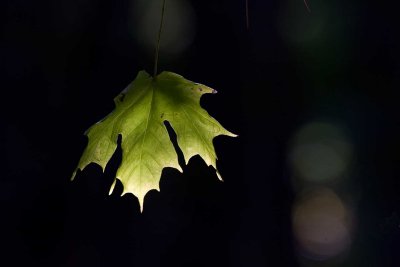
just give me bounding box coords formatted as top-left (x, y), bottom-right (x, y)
top-left (72, 71), bottom-right (236, 211)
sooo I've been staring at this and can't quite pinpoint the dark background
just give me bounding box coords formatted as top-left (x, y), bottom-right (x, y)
top-left (2, 0), bottom-right (400, 266)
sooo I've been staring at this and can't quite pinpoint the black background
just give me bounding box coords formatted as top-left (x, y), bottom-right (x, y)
top-left (2, 0), bottom-right (400, 266)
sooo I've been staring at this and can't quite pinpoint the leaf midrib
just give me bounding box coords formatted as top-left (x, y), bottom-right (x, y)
top-left (138, 83), bottom-right (155, 182)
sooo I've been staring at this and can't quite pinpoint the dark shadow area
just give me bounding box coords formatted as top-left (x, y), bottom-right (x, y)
top-left (163, 120), bottom-right (186, 169)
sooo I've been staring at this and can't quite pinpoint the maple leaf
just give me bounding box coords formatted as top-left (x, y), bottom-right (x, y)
top-left (72, 71), bottom-right (236, 211)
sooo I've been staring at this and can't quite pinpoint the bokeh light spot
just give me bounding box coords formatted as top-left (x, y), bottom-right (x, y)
top-left (132, 0), bottom-right (195, 56)
top-left (289, 122), bottom-right (352, 183)
top-left (292, 187), bottom-right (353, 261)
top-left (277, 1), bottom-right (325, 45)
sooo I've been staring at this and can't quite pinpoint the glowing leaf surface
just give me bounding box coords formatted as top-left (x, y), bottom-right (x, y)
top-left (72, 71), bottom-right (236, 210)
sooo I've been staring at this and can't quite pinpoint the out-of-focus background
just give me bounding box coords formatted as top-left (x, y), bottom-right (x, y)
top-left (2, 0), bottom-right (400, 266)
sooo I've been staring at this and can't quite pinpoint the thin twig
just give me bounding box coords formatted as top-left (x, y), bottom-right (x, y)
top-left (303, 0), bottom-right (311, 13)
top-left (154, 0), bottom-right (167, 78)
top-left (246, 0), bottom-right (249, 29)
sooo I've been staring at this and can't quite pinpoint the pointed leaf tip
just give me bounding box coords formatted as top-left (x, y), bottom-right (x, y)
top-left (109, 179), bottom-right (117, 195)
top-left (70, 169), bottom-right (77, 181)
top-left (216, 170), bottom-right (223, 181)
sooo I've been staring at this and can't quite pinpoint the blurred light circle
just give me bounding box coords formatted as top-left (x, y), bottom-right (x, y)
top-left (132, 0), bottom-right (196, 56)
top-left (277, 1), bottom-right (325, 45)
top-left (292, 187), bottom-right (353, 260)
top-left (289, 122), bottom-right (352, 183)
top-left (291, 143), bottom-right (346, 182)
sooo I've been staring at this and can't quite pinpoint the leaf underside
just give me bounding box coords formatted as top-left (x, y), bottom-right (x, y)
top-left (72, 71), bottom-right (236, 211)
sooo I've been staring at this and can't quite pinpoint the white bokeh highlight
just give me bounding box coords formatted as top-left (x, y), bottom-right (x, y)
top-left (292, 187), bottom-right (353, 261)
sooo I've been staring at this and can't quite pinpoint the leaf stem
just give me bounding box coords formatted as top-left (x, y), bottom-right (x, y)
top-left (153, 0), bottom-right (167, 78)
top-left (246, 0), bottom-right (249, 29)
